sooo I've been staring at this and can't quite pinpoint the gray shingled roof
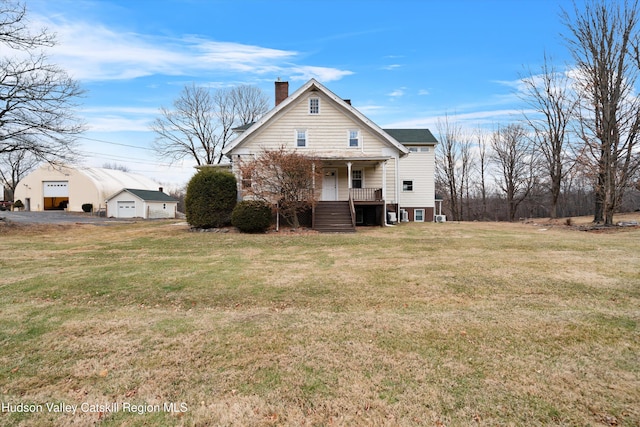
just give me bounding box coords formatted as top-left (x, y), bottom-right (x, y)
top-left (124, 188), bottom-right (177, 202)
top-left (232, 122), bottom-right (255, 132)
top-left (383, 129), bottom-right (438, 144)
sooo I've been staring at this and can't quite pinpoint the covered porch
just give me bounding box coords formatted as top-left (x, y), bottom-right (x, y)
top-left (313, 156), bottom-right (393, 230)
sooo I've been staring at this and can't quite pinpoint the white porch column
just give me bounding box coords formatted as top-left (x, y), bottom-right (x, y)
top-left (382, 160), bottom-right (387, 201)
top-left (346, 162), bottom-right (352, 189)
top-left (312, 162), bottom-right (316, 192)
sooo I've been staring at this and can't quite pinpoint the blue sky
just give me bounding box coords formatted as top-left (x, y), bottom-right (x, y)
top-left (23, 0), bottom-right (579, 188)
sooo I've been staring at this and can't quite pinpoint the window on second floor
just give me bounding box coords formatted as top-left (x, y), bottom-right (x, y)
top-left (309, 97), bottom-right (320, 115)
top-left (349, 129), bottom-right (360, 147)
top-left (403, 180), bottom-right (413, 191)
top-left (409, 146), bottom-right (430, 153)
top-left (296, 129), bottom-right (307, 147)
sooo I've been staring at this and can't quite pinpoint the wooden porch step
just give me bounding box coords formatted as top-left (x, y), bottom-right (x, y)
top-left (314, 201), bottom-right (356, 233)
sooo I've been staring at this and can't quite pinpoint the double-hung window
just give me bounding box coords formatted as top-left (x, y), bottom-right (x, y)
top-left (349, 129), bottom-right (360, 147)
top-left (351, 169), bottom-right (363, 189)
top-left (309, 97), bottom-right (319, 115)
top-left (409, 147), bottom-right (430, 153)
top-left (296, 130), bottom-right (307, 148)
top-left (415, 209), bottom-right (425, 222)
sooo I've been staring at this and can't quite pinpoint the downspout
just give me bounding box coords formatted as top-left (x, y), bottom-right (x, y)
top-left (311, 162), bottom-right (315, 230)
top-left (385, 154), bottom-right (400, 226)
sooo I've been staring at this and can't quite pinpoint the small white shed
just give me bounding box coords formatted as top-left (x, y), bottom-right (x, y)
top-left (106, 188), bottom-right (178, 219)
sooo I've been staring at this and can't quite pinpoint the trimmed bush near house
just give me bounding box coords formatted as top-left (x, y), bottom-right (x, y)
top-left (185, 168), bottom-right (237, 229)
top-left (82, 203), bottom-right (93, 213)
top-left (231, 200), bottom-right (273, 233)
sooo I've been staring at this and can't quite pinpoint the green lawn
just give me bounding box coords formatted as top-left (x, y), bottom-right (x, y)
top-left (0, 219), bottom-right (638, 426)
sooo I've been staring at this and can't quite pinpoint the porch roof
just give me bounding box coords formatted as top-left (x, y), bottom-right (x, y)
top-left (317, 155), bottom-right (392, 166)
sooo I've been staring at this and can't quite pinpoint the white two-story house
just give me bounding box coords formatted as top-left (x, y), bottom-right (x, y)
top-left (222, 79), bottom-right (437, 232)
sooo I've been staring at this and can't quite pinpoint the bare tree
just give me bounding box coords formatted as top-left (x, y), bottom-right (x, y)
top-left (102, 162), bottom-right (131, 172)
top-left (212, 85), bottom-right (269, 164)
top-left (238, 147), bottom-right (321, 228)
top-left (435, 115), bottom-right (473, 221)
top-left (474, 130), bottom-right (491, 220)
top-left (520, 55), bottom-right (579, 219)
top-left (562, 0), bottom-right (640, 225)
top-left (151, 83), bottom-right (268, 166)
top-left (0, 0), bottom-right (52, 48)
top-left (0, 148), bottom-right (38, 200)
top-left (0, 0), bottom-right (85, 162)
top-left (227, 85), bottom-right (269, 127)
top-left (491, 124), bottom-right (539, 221)
top-left (151, 84), bottom-right (217, 166)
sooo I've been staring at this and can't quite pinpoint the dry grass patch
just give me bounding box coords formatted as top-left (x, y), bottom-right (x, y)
top-left (0, 219), bottom-right (638, 426)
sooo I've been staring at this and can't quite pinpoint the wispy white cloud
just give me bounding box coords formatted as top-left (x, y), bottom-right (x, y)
top-left (35, 15), bottom-right (352, 83)
top-left (384, 108), bottom-right (533, 130)
top-left (388, 87), bottom-right (406, 97)
top-left (86, 116), bottom-right (152, 132)
top-left (355, 104), bottom-right (386, 115)
top-left (382, 64), bottom-right (403, 70)
top-left (418, 89), bottom-right (430, 96)
top-left (288, 66), bottom-right (354, 82)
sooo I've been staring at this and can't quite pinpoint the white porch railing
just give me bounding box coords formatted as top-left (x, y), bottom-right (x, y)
top-left (349, 188), bottom-right (383, 201)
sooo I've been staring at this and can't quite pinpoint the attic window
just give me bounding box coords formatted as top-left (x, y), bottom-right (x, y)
top-left (309, 97), bottom-right (320, 115)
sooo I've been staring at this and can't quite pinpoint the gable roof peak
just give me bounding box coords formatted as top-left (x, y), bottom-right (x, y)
top-left (222, 79), bottom-right (410, 156)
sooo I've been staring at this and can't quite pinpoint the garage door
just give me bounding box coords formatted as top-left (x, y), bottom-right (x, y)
top-left (117, 201), bottom-right (136, 218)
top-left (43, 181), bottom-right (69, 197)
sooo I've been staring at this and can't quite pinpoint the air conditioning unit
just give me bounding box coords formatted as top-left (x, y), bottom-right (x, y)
top-left (400, 209), bottom-right (409, 222)
top-left (387, 211), bottom-right (397, 224)
top-left (435, 214), bottom-right (447, 223)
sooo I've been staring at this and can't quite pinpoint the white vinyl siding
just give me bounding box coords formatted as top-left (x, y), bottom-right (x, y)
top-left (239, 93), bottom-right (391, 155)
top-left (398, 145), bottom-right (435, 208)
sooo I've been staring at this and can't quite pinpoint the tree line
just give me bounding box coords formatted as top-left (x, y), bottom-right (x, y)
top-left (437, 0), bottom-right (640, 224)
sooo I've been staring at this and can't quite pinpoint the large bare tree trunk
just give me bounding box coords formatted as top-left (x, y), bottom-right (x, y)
top-left (563, 0), bottom-right (640, 225)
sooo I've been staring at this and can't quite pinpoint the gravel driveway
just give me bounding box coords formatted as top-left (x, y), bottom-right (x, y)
top-left (0, 210), bottom-right (134, 225)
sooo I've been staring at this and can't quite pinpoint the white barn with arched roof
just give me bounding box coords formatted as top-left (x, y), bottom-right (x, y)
top-left (14, 164), bottom-right (162, 212)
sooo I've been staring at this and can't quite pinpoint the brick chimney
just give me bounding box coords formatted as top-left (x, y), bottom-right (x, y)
top-left (275, 80), bottom-right (289, 106)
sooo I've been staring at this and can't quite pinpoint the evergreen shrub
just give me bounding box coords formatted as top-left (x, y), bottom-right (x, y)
top-left (185, 168), bottom-right (237, 228)
top-left (231, 200), bottom-right (273, 233)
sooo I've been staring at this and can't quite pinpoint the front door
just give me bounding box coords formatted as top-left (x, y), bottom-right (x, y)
top-left (322, 168), bottom-right (338, 201)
